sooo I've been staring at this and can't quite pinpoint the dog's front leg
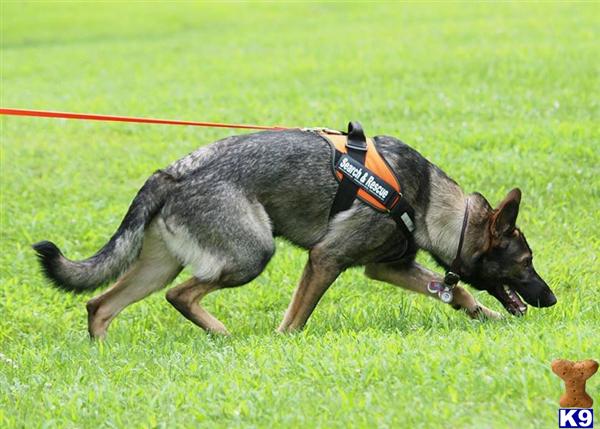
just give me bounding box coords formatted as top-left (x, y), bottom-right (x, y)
top-left (364, 262), bottom-right (502, 320)
top-left (278, 247), bottom-right (342, 333)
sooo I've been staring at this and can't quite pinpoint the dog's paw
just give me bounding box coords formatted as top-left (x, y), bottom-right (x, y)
top-left (467, 304), bottom-right (503, 320)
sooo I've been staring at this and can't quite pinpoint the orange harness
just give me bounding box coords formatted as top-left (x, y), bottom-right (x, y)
top-left (315, 122), bottom-right (416, 237)
top-left (324, 133), bottom-right (401, 212)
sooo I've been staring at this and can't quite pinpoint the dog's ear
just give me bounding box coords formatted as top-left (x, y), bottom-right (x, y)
top-left (490, 188), bottom-right (521, 238)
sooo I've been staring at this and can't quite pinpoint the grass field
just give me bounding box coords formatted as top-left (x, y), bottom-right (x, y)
top-left (1, 2), bottom-right (599, 428)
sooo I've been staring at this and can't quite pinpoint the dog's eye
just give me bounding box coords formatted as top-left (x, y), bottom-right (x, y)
top-left (522, 257), bottom-right (532, 267)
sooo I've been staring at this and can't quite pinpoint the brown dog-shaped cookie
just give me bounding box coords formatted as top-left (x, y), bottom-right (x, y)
top-left (552, 359), bottom-right (598, 408)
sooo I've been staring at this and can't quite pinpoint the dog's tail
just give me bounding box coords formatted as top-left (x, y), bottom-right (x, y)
top-left (32, 171), bottom-right (175, 292)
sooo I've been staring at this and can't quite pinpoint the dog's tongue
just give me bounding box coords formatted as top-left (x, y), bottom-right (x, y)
top-left (500, 285), bottom-right (528, 316)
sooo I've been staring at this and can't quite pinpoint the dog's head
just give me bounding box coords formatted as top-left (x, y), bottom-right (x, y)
top-left (461, 188), bottom-right (557, 315)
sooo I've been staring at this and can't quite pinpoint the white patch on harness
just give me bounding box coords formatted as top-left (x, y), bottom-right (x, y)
top-left (401, 212), bottom-right (415, 232)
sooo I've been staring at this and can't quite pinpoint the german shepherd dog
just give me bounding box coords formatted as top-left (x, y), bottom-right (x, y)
top-left (33, 129), bottom-right (557, 338)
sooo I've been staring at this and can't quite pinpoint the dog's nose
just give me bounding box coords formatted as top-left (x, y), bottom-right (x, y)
top-left (540, 290), bottom-right (557, 307)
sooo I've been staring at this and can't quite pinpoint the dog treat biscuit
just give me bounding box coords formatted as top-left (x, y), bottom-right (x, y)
top-left (551, 359), bottom-right (598, 408)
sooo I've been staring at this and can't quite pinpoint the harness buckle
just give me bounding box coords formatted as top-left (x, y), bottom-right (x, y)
top-left (302, 127), bottom-right (343, 135)
top-left (389, 198), bottom-right (416, 233)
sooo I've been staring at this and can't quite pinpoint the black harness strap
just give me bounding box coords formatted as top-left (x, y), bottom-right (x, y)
top-left (328, 121), bottom-right (367, 218)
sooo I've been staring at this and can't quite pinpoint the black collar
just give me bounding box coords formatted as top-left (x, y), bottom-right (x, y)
top-left (444, 197), bottom-right (470, 286)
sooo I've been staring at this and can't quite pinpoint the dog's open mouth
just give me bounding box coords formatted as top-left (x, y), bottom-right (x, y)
top-left (491, 285), bottom-right (528, 316)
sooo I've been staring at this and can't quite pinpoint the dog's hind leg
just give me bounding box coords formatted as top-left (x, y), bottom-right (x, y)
top-left (86, 224), bottom-right (182, 339)
top-left (364, 262), bottom-right (502, 319)
top-left (162, 235), bottom-right (273, 334)
top-left (165, 278), bottom-right (229, 335)
top-left (159, 189), bottom-right (276, 334)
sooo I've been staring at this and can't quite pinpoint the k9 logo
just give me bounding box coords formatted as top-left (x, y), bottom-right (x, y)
top-left (559, 409), bottom-right (594, 428)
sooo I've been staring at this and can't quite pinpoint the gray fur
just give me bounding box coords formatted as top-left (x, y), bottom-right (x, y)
top-left (33, 129), bottom-right (467, 289)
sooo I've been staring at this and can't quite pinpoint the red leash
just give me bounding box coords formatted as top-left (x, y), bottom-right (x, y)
top-left (0, 108), bottom-right (292, 131)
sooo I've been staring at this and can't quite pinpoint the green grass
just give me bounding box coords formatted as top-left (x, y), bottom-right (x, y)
top-left (1, 2), bottom-right (599, 428)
